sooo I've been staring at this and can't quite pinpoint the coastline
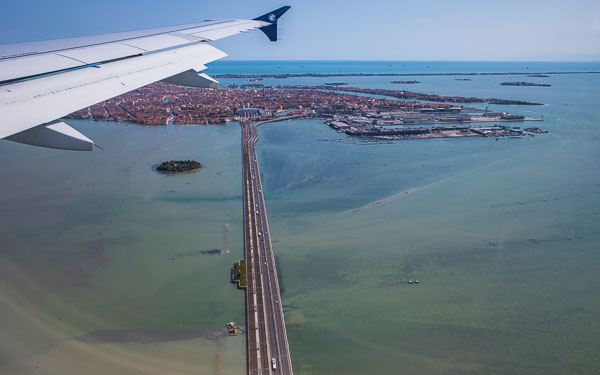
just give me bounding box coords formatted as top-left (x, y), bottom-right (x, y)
top-left (213, 70), bottom-right (600, 79)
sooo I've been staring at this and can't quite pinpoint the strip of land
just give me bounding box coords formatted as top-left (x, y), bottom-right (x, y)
top-left (501, 81), bottom-right (551, 87)
top-left (278, 84), bottom-right (542, 105)
top-left (346, 166), bottom-right (487, 214)
top-left (345, 156), bottom-right (514, 214)
top-left (214, 71), bottom-right (599, 79)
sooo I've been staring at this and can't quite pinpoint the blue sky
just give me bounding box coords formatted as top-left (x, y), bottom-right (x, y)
top-left (1, 0), bottom-right (599, 61)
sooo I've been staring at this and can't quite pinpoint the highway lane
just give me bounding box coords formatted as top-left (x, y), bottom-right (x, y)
top-left (242, 120), bottom-right (293, 375)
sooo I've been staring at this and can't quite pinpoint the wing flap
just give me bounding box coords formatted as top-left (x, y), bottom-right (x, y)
top-left (5, 120), bottom-right (94, 151)
top-left (161, 69), bottom-right (219, 88)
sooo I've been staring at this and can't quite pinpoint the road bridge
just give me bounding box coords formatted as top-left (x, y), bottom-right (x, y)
top-left (241, 120), bottom-right (293, 375)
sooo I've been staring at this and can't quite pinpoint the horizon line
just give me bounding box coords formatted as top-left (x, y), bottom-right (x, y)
top-left (214, 59), bottom-right (600, 63)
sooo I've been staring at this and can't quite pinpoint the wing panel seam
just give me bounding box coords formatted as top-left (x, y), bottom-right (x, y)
top-left (0, 19), bottom-right (237, 61)
top-left (54, 53), bottom-right (89, 65)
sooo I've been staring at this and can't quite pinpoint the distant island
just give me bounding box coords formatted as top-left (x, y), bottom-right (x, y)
top-left (501, 81), bottom-right (551, 87)
top-left (455, 78), bottom-right (472, 81)
top-left (214, 71), bottom-right (599, 79)
top-left (323, 82), bottom-right (348, 86)
top-left (156, 160), bottom-right (203, 173)
top-left (526, 74), bottom-right (550, 78)
top-left (391, 80), bottom-right (420, 84)
top-left (280, 84), bottom-right (544, 105)
top-left (486, 98), bottom-right (543, 105)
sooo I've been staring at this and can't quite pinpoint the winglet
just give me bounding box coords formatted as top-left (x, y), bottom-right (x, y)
top-left (253, 6), bottom-right (291, 42)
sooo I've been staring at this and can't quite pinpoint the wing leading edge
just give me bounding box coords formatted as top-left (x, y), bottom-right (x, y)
top-left (0, 6), bottom-right (290, 151)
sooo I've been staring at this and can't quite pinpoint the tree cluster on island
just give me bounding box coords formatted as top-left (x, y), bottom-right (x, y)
top-left (232, 260), bottom-right (247, 288)
top-left (156, 160), bottom-right (203, 173)
top-left (501, 81), bottom-right (551, 87)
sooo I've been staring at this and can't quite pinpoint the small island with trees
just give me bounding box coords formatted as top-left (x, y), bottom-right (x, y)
top-left (501, 81), bottom-right (551, 87)
top-left (231, 260), bottom-right (247, 288)
top-left (391, 80), bottom-right (420, 84)
top-left (156, 160), bottom-right (203, 174)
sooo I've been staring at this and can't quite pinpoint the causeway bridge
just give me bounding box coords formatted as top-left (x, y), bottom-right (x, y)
top-left (241, 119), bottom-right (293, 375)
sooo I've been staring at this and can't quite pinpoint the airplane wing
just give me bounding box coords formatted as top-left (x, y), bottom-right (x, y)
top-left (0, 6), bottom-right (290, 151)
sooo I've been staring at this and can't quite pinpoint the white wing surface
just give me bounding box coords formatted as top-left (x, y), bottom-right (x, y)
top-left (0, 6), bottom-right (290, 151)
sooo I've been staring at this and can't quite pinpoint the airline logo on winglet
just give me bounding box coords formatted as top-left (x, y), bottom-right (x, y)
top-left (253, 6), bottom-right (291, 42)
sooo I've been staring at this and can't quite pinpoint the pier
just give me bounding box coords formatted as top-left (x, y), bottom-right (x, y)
top-left (241, 119), bottom-right (293, 375)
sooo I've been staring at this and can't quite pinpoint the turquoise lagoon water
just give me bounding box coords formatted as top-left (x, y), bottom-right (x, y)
top-left (0, 124), bottom-right (247, 374)
top-left (1, 62), bottom-right (599, 374)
